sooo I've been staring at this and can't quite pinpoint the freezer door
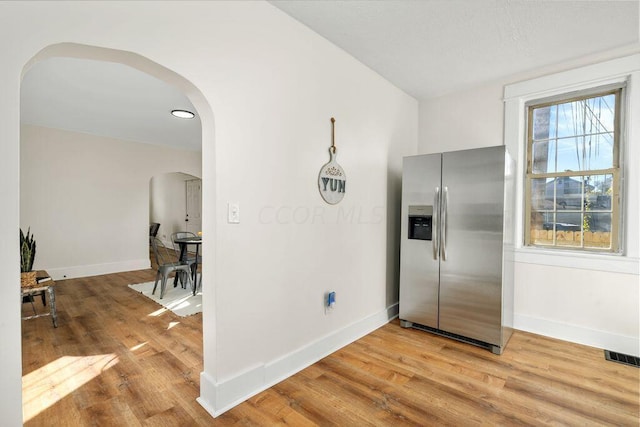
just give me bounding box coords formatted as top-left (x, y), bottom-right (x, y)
top-left (439, 146), bottom-right (505, 345)
top-left (399, 153), bottom-right (442, 329)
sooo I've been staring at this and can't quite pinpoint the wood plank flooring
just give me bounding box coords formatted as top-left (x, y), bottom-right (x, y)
top-left (22, 265), bottom-right (639, 426)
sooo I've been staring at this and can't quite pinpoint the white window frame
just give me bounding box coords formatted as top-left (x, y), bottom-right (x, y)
top-left (503, 54), bottom-right (640, 275)
top-left (524, 86), bottom-right (623, 253)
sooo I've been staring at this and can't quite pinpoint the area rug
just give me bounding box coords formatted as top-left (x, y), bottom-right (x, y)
top-left (128, 281), bottom-right (202, 317)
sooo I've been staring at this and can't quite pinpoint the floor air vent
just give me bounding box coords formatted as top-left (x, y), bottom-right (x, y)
top-left (604, 350), bottom-right (640, 368)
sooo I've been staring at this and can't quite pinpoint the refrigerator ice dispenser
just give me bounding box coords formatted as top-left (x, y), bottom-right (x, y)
top-left (408, 205), bottom-right (433, 241)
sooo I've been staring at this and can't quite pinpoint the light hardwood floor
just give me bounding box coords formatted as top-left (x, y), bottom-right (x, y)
top-left (22, 265), bottom-right (639, 426)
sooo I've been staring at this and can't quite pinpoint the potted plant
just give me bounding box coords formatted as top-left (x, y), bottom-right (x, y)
top-left (20, 227), bottom-right (37, 288)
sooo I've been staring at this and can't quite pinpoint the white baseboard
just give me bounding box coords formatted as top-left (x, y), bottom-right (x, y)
top-left (514, 313), bottom-right (639, 357)
top-left (198, 303), bottom-right (399, 418)
top-left (196, 371), bottom-right (217, 419)
top-left (45, 259), bottom-right (151, 280)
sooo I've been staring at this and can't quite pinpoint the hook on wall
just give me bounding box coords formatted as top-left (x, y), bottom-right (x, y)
top-left (330, 117), bottom-right (336, 153)
top-left (318, 116), bottom-right (346, 205)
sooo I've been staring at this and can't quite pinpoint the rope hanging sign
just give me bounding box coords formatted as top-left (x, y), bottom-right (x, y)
top-left (318, 117), bottom-right (346, 204)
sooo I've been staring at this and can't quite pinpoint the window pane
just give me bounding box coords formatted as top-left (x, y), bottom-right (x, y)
top-left (584, 213), bottom-right (612, 249)
top-left (586, 174), bottom-right (613, 212)
top-left (588, 212), bottom-right (612, 232)
top-left (556, 212), bottom-right (582, 231)
top-left (586, 94), bottom-right (615, 132)
top-left (556, 137), bottom-right (583, 172)
top-left (532, 140), bottom-right (555, 173)
top-left (556, 96), bottom-right (615, 139)
top-left (557, 100), bottom-right (583, 139)
top-left (529, 211), bottom-right (553, 246)
top-left (554, 176), bottom-right (583, 210)
top-left (531, 178), bottom-right (552, 210)
top-left (583, 132), bottom-right (614, 170)
top-left (533, 106), bottom-right (553, 140)
top-left (555, 212), bottom-right (582, 247)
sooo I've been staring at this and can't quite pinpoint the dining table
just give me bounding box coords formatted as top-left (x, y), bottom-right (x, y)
top-left (174, 235), bottom-right (202, 285)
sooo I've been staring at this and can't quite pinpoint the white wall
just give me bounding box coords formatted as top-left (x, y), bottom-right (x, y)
top-left (20, 125), bottom-right (201, 279)
top-left (0, 2), bottom-right (418, 423)
top-left (418, 50), bottom-right (640, 357)
top-left (150, 172), bottom-right (200, 247)
top-left (419, 82), bottom-right (505, 153)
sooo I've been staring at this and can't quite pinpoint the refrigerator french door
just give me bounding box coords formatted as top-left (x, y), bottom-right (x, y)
top-left (399, 145), bottom-right (514, 354)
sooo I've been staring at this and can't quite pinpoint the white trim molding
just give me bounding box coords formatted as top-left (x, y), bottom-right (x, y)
top-left (45, 259), bottom-right (151, 280)
top-left (504, 53), bottom-right (640, 267)
top-left (514, 249), bottom-right (639, 275)
top-left (514, 313), bottom-right (640, 357)
top-left (197, 303), bottom-right (399, 417)
top-left (504, 54), bottom-right (640, 100)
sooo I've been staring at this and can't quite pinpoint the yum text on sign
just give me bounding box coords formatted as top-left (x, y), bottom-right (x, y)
top-left (320, 177), bottom-right (346, 193)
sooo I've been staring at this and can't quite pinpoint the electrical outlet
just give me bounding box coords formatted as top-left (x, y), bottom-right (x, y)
top-left (328, 291), bottom-right (336, 308)
top-left (325, 291), bottom-right (336, 314)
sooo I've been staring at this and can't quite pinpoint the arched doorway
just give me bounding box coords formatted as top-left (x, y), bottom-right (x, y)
top-left (19, 43), bottom-right (216, 423)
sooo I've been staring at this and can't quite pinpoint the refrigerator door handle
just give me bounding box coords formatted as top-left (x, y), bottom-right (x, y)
top-left (433, 187), bottom-right (440, 260)
top-left (441, 186), bottom-right (448, 261)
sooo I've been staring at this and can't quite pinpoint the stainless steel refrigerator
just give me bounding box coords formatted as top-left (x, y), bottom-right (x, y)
top-left (399, 145), bottom-right (515, 354)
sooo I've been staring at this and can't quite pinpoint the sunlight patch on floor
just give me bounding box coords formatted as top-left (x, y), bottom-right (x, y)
top-left (148, 307), bottom-right (168, 316)
top-left (146, 296), bottom-right (200, 317)
top-left (130, 342), bottom-right (148, 352)
top-left (167, 321), bottom-right (180, 330)
top-left (22, 354), bottom-right (118, 422)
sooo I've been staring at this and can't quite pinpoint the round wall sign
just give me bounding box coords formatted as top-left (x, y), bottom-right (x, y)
top-left (318, 147), bottom-right (346, 204)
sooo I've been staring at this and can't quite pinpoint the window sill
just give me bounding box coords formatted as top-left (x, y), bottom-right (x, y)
top-left (513, 247), bottom-right (639, 275)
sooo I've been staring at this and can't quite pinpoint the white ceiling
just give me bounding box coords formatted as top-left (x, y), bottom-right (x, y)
top-left (20, 1), bottom-right (639, 150)
top-left (21, 57), bottom-right (202, 151)
top-left (271, 0), bottom-right (640, 99)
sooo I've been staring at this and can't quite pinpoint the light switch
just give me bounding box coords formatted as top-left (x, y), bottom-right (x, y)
top-left (228, 202), bottom-right (240, 224)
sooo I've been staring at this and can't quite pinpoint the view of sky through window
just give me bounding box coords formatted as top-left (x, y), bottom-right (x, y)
top-left (531, 93), bottom-right (615, 174)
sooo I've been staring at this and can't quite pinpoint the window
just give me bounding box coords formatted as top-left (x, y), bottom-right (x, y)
top-left (524, 87), bottom-right (623, 253)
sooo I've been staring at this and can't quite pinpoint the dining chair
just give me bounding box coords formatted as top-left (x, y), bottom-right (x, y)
top-left (149, 222), bottom-right (160, 246)
top-left (150, 237), bottom-right (194, 298)
top-left (149, 222), bottom-right (160, 238)
top-left (171, 231), bottom-right (202, 294)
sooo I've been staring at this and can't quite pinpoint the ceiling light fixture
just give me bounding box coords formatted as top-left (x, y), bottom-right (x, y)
top-left (171, 109), bottom-right (195, 119)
